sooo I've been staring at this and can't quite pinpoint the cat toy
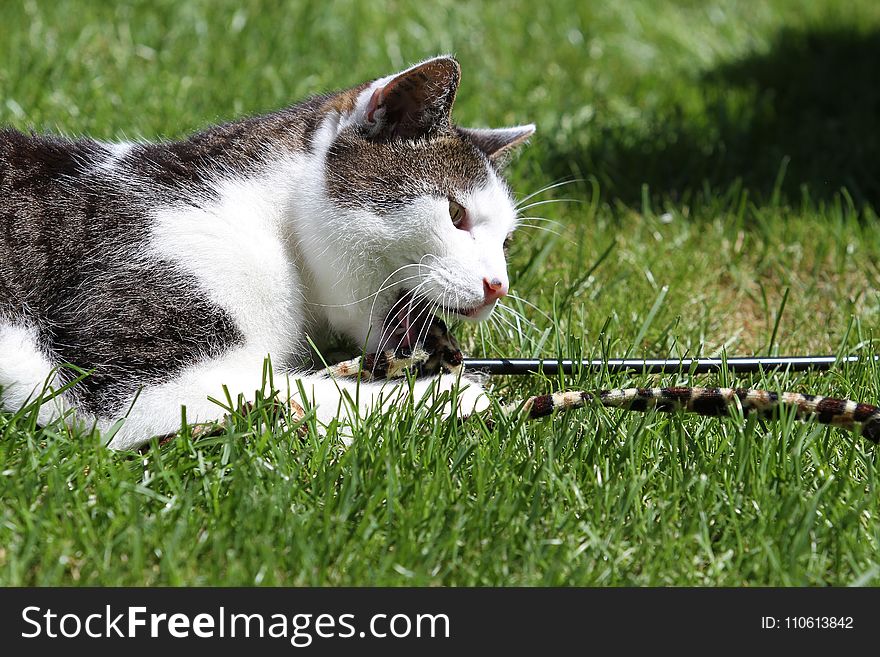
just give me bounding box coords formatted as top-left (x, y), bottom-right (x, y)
top-left (319, 320), bottom-right (880, 444)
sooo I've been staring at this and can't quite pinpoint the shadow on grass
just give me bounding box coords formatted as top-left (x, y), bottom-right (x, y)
top-left (548, 27), bottom-right (880, 207)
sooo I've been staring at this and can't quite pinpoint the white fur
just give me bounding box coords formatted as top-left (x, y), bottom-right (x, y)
top-left (0, 323), bottom-right (70, 427)
top-left (95, 141), bottom-right (135, 172)
top-left (148, 156), bottom-right (307, 358)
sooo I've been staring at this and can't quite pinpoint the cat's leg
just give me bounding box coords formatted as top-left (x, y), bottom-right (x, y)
top-left (100, 349), bottom-right (287, 450)
top-left (102, 350), bottom-right (490, 450)
top-left (0, 322), bottom-right (71, 426)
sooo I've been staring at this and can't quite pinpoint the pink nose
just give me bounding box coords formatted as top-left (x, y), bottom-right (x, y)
top-left (483, 277), bottom-right (508, 303)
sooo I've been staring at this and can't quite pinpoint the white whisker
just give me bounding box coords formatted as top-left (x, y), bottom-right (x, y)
top-left (496, 302), bottom-right (538, 331)
top-left (490, 308), bottom-right (527, 343)
top-left (517, 223), bottom-right (565, 238)
top-left (517, 215), bottom-right (566, 226)
top-left (515, 179), bottom-right (583, 208)
top-left (506, 292), bottom-right (553, 322)
top-left (516, 197), bottom-right (584, 213)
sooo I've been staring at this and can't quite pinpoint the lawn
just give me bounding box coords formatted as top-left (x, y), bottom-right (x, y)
top-left (1, 0), bottom-right (879, 585)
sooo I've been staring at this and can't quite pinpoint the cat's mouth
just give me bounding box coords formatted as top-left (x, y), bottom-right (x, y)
top-left (380, 290), bottom-right (481, 350)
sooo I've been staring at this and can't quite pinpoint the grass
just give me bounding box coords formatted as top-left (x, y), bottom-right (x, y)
top-left (1, 0), bottom-right (880, 585)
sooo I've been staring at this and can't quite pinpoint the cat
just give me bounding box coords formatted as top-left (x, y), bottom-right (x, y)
top-left (0, 56), bottom-right (535, 450)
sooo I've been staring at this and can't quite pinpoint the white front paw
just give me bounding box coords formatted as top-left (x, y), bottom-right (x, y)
top-left (428, 374), bottom-right (491, 418)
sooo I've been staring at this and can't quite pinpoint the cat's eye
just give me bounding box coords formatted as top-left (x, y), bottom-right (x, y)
top-left (448, 199), bottom-right (468, 230)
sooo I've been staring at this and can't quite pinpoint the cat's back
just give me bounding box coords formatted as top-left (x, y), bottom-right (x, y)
top-left (0, 127), bottom-right (104, 206)
top-left (0, 128), bottom-right (131, 312)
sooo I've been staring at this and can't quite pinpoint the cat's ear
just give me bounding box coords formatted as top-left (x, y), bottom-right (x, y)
top-left (353, 56), bottom-right (461, 140)
top-left (457, 125), bottom-right (536, 163)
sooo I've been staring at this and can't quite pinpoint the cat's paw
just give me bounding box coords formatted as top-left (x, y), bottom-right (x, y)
top-left (423, 373), bottom-right (490, 418)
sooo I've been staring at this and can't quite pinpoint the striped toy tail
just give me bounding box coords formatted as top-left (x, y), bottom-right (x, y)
top-left (508, 387), bottom-right (880, 443)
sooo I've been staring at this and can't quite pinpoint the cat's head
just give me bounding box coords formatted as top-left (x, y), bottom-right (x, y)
top-left (311, 56), bottom-right (534, 352)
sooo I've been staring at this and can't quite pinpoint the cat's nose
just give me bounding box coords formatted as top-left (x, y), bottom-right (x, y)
top-left (483, 277), bottom-right (508, 303)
